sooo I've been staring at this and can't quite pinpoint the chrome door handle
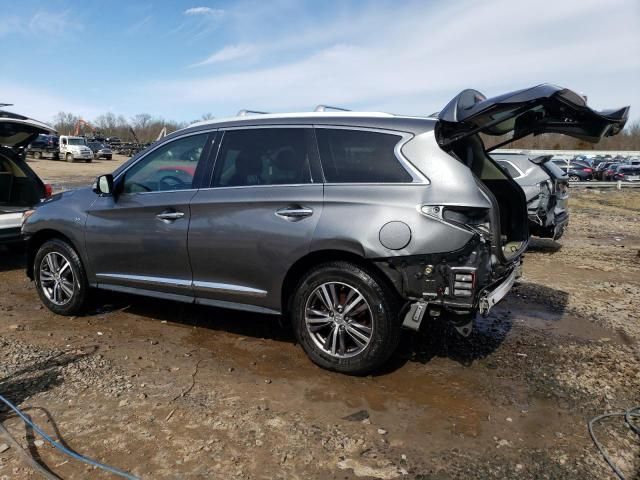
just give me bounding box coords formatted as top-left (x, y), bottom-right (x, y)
top-left (156, 210), bottom-right (185, 222)
top-left (275, 206), bottom-right (313, 220)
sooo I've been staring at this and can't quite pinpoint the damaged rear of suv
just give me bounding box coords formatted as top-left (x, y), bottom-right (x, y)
top-left (23, 84), bottom-right (628, 374)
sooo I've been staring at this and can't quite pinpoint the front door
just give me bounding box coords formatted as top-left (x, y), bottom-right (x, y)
top-left (188, 126), bottom-right (323, 313)
top-left (85, 131), bottom-right (212, 298)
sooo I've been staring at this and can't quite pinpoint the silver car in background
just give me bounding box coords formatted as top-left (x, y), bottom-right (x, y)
top-left (21, 84), bottom-right (628, 374)
top-left (492, 152), bottom-right (569, 240)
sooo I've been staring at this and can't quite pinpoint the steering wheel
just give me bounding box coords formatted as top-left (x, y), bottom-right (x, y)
top-left (159, 175), bottom-right (189, 191)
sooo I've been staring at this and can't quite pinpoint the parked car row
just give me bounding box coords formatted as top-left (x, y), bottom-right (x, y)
top-left (26, 134), bottom-right (116, 162)
top-left (12, 83), bottom-right (629, 374)
top-left (548, 153), bottom-right (640, 182)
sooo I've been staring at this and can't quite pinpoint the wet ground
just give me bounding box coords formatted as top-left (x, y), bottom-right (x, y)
top-left (1, 189), bottom-right (639, 479)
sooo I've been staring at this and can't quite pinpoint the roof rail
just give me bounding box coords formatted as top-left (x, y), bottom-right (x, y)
top-left (237, 109), bottom-right (269, 116)
top-left (0, 103), bottom-right (14, 108)
top-left (314, 105), bottom-right (351, 112)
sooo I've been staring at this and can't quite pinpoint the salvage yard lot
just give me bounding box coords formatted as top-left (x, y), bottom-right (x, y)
top-left (1, 162), bottom-right (639, 479)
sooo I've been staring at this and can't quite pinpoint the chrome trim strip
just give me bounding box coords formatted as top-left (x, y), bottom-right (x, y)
top-left (193, 281), bottom-right (267, 297)
top-left (96, 273), bottom-right (267, 297)
top-left (96, 273), bottom-right (192, 287)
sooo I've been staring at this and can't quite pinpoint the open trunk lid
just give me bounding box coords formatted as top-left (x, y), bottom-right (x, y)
top-left (0, 110), bottom-right (57, 148)
top-left (436, 84), bottom-right (629, 148)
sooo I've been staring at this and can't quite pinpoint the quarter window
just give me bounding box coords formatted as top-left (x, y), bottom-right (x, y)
top-left (122, 134), bottom-right (208, 193)
top-left (316, 129), bottom-right (412, 183)
top-left (497, 161), bottom-right (521, 178)
top-left (213, 128), bottom-right (311, 187)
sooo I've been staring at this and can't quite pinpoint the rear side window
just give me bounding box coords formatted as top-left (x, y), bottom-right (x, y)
top-left (213, 128), bottom-right (311, 187)
top-left (316, 129), bottom-right (412, 183)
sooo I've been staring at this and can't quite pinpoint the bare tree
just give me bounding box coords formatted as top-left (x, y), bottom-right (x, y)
top-left (52, 111), bottom-right (80, 135)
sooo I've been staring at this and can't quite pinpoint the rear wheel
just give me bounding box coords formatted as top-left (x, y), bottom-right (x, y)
top-left (291, 261), bottom-right (400, 375)
top-left (33, 151), bottom-right (42, 159)
top-left (65, 153), bottom-right (74, 163)
top-left (568, 174), bottom-right (581, 182)
top-left (34, 239), bottom-right (89, 315)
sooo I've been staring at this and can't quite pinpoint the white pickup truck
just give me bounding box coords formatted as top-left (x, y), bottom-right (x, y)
top-left (59, 135), bottom-right (93, 163)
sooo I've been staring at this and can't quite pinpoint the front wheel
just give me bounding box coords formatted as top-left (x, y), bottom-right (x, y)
top-left (291, 261), bottom-right (401, 375)
top-left (33, 151), bottom-right (42, 159)
top-left (65, 153), bottom-right (74, 162)
top-left (34, 239), bottom-right (89, 315)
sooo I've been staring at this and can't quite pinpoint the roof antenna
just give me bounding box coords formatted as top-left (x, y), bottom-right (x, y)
top-left (314, 105), bottom-right (351, 112)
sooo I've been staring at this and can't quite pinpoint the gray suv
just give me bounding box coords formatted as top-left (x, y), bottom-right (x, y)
top-left (22, 84), bottom-right (628, 374)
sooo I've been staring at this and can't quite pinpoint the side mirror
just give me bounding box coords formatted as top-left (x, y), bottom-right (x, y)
top-left (94, 174), bottom-right (114, 196)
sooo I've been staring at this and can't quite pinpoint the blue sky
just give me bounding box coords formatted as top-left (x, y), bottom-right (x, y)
top-left (1, 0), bottom-right (639, 124)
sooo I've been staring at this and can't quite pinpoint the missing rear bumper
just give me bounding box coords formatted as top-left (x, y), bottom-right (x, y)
top-left (478, 267), bottom-right (518, 317)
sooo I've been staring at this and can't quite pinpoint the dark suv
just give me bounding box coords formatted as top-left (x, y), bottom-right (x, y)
top-left (27, 134), bottom-right (59, 160)
top-left (21, 84), bottom-right (628, 373)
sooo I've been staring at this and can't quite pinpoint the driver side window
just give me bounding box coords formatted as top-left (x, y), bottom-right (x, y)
top-left (123, 133), bottom-right (208, 194)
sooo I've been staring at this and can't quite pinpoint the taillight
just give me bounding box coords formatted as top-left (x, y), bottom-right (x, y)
top-left (583, 167), bottom-right (593, 173)
top-left (44, 184), bottom-right (53, 198)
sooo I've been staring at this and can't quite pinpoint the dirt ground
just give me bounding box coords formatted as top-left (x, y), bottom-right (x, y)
top-left (1, 165), bottom-right (639, 479)
top-left (24, 154), bottom-right (131, 192)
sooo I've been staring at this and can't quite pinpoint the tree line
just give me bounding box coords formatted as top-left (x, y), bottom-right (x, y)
top-left (52, 112), bottom-right (215, 144)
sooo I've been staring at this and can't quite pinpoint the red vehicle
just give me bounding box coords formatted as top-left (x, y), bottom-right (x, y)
top-left (602, 163), bottom-right (621, 180)
top-left (612, 166), bottom-right (640, 182)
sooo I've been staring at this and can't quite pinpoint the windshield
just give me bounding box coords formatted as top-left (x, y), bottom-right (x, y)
top-left (68, 138), bottom-right (86, 146)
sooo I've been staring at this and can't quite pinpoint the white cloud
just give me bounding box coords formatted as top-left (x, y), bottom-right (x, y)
top-left (184, 7), bottom-right (224, 17)
top-left (0, 82), bottom-right (104, 124)
top-left (125, 15), bottom-right (152, 35)
top-left (190, 44), bottom-right (257, 67)
top-left (28, 10), bottom-right (82, 35)
top-left (152, 0), bottom-right (640, 118)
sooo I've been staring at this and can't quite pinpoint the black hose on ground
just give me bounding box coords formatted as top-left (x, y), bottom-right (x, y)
top-left (0, 393), bottom-right (139, 480)
top-left (588, 406), bottom-right (640, 480)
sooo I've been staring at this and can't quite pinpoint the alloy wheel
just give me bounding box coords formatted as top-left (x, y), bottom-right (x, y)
top-left (39, 252), bottom-right (75, 306)
top-left (305, 281), bottom-right (374, 358)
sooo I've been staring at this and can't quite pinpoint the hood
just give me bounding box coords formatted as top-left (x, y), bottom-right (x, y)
top-left (436, 84), bottom-right (629, 148)
top-left (0, 110), bottom-right (57, 147)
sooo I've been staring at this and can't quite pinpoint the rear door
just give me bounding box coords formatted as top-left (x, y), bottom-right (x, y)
top-left (188, 126), bottom-right (323, 313)
top-left (437, 84), bottom-right (629, 147)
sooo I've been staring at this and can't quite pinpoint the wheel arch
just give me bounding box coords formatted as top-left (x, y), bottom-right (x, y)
top-left (27, 229), bottom-right (82, 280)
top-left (280, 249), bottom-right (403, 315)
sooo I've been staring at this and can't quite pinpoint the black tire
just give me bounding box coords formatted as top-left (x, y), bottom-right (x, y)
top-left (66, 153), bottom-right (74, 163)
top-left (291, 261), bottom-right (401, 375)
top-left (33, 151), bottom-right (42, 159)
top-left (568, 174), bottom-right (581, 182)
top-left (85, 158), bottom-right (92, 163)
top-left (106, 155), bottom-right (112, 160)
top-left (34, 239), bottom-right (89, 316)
